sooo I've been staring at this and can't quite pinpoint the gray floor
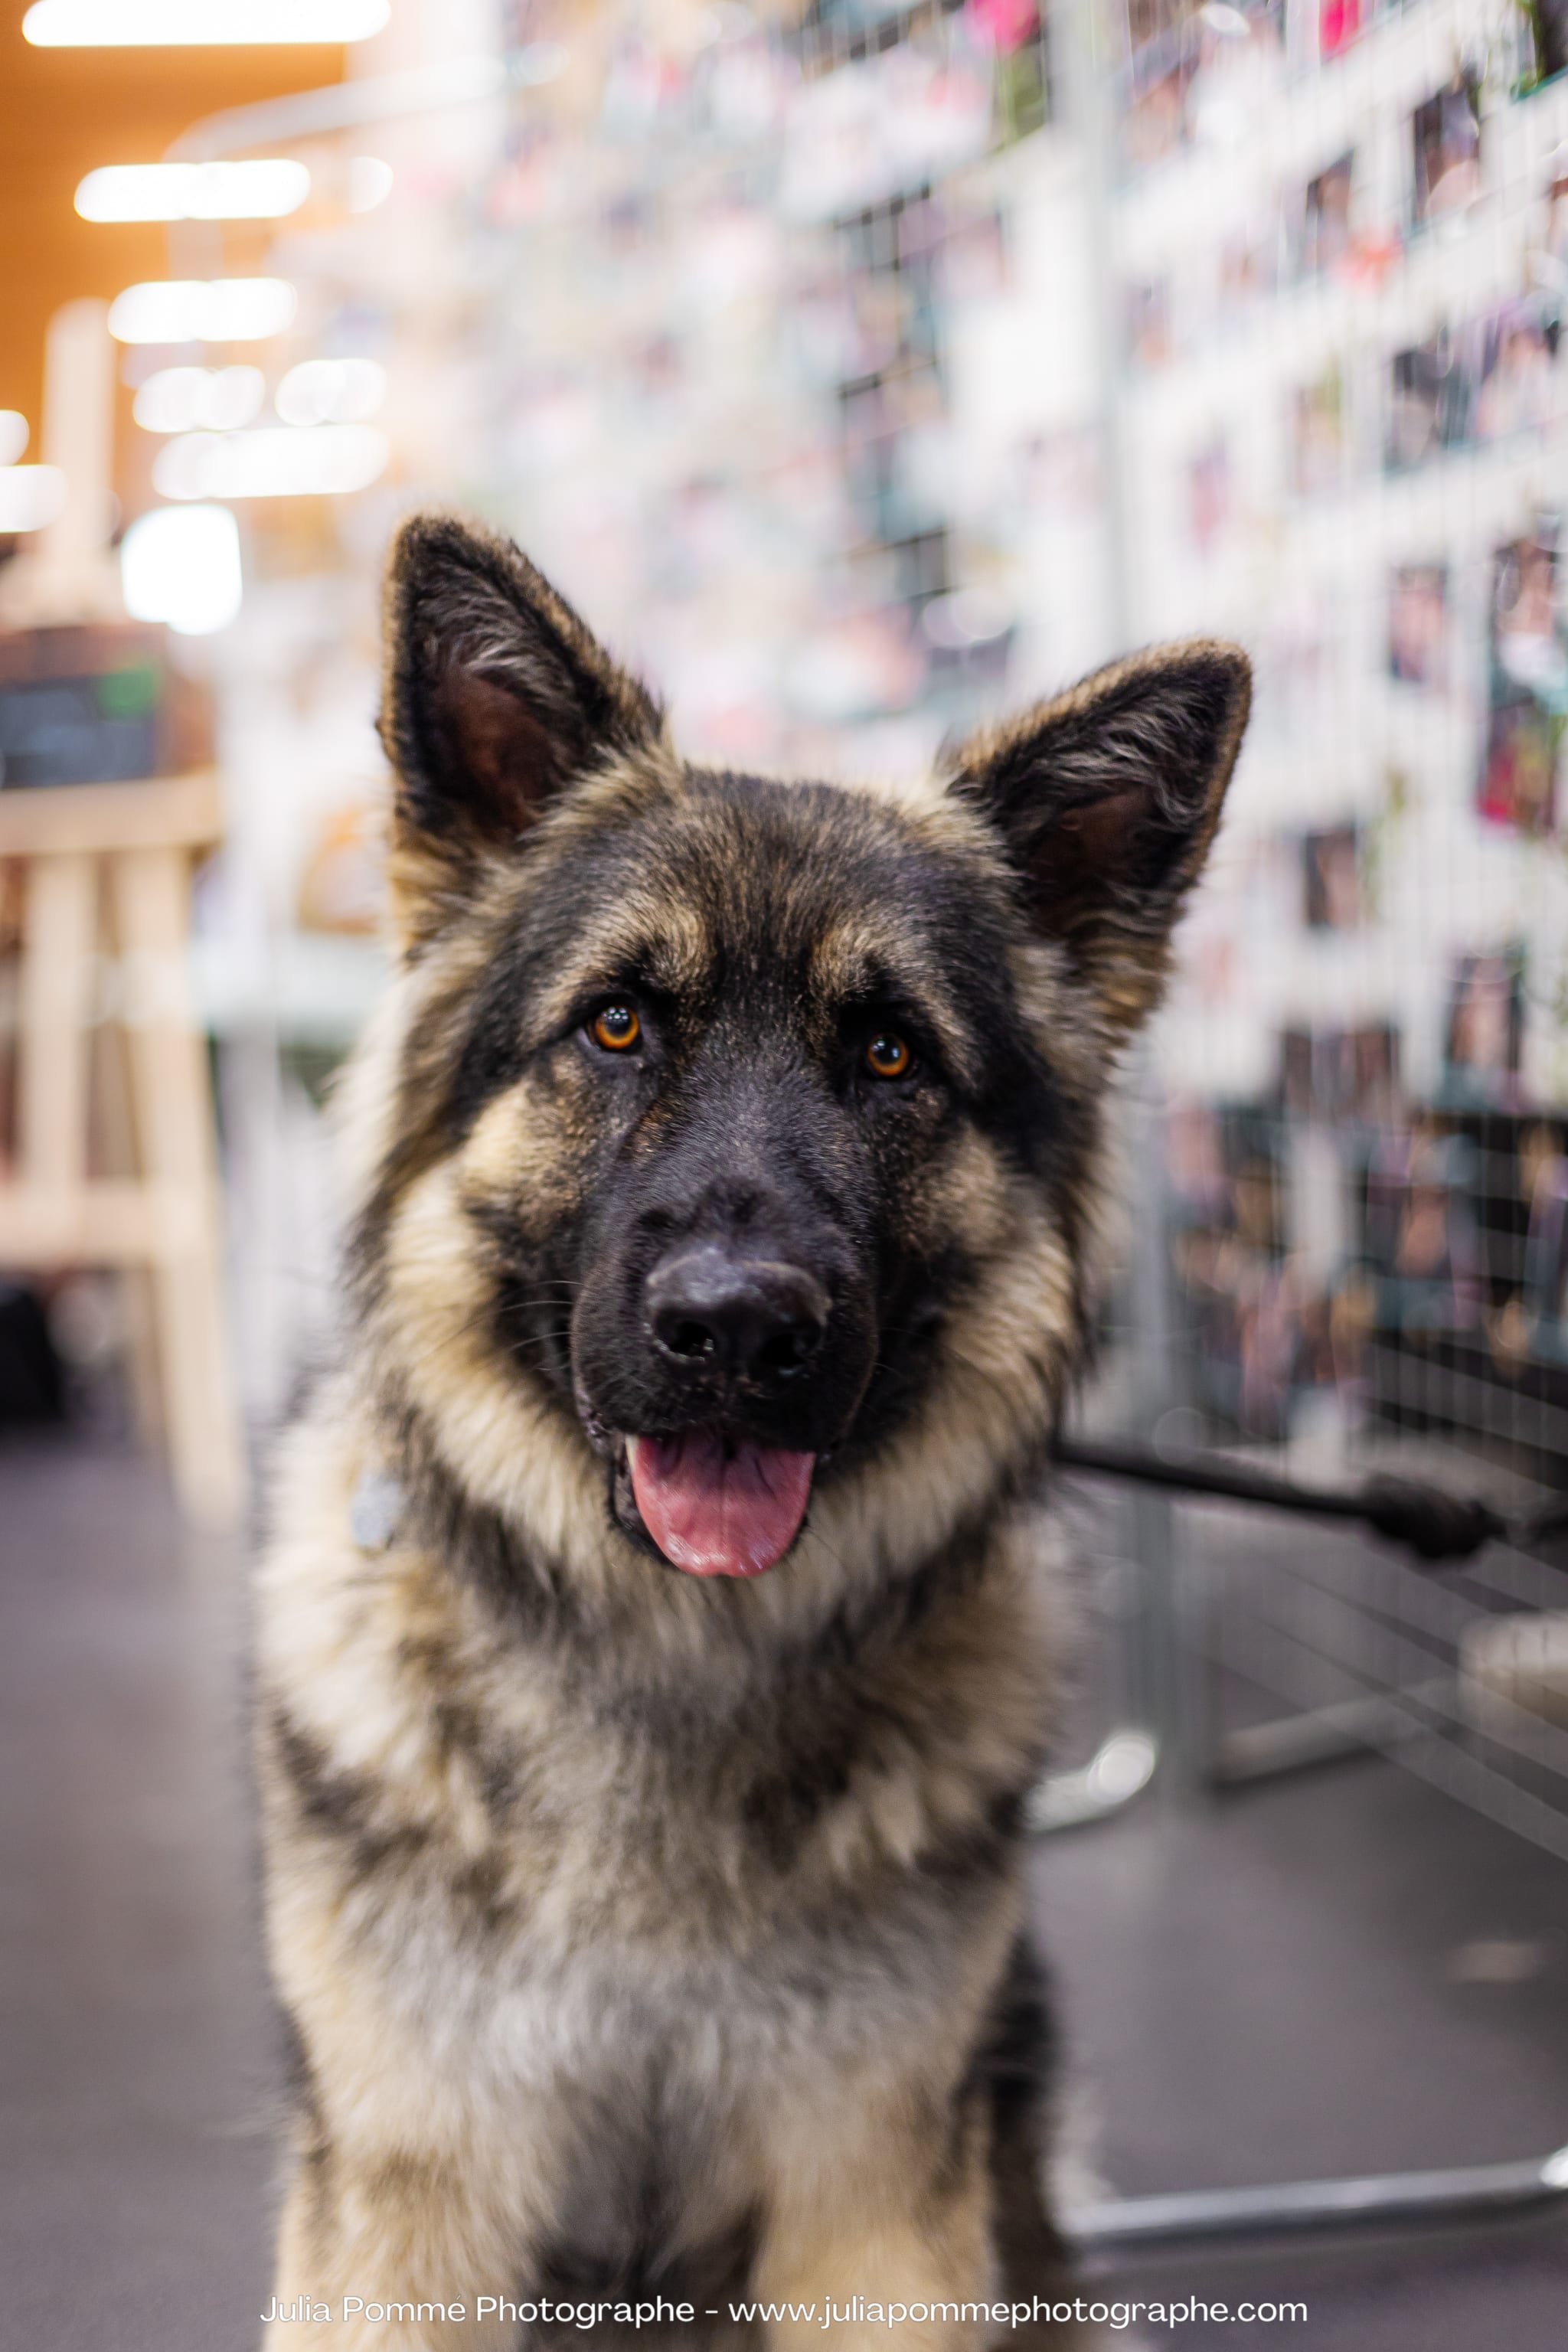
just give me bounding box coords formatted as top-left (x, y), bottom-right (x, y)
top-left (3, 1436), bottom-right (1567, 2350)
top-left (1036, 1761), bottom-right (1568, 2346)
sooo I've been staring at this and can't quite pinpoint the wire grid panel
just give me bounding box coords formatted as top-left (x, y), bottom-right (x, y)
top-left (1203, 1499), bottom-right (1568, 1861)
top-left (1092, 0), bottom-right (1568, 1851)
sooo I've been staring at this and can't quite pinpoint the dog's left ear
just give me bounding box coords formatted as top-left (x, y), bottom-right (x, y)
top-left (946, 639), bottom-right (1250, 1033)
top-left (379, 513), bottom-right (662, 937)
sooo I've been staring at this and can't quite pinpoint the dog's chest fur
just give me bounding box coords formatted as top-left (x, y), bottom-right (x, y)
top-left (258, 1402), bottom-right (1055, 2275)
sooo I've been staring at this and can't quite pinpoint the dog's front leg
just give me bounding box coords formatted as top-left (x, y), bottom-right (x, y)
top-left (750, 2092), bottom-right (996, 2352)
top-left (263, 2134), bottom-right (529, 2352)
top-left (749, 2088), bottom-right (1107, 2352)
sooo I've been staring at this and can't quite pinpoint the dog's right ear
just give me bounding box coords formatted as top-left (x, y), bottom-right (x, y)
top-left (379, 514), bottom-right (662, 936)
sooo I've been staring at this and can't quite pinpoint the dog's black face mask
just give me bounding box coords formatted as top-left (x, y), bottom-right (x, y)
top-left (366, 518), bottom-right (1249, 1583)
top-left (545, 794), bottom-right (998, 1582)
top-left (564, 976), bottom-right (884, 1579)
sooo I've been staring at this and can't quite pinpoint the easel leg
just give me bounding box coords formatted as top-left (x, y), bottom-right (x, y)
top-left (18, 851), bottom-right (96, 1191)
top-left (111, 846), bottom-right (245, 1527)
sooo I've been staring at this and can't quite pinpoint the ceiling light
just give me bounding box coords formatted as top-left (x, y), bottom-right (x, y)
top-left (0, 467), bottom-right (68, 533)
top-left (122, 505), bottom-right (243, 635)
top-left (152, 424), bottom-right (388, 501)
top-left (26, 0), bottom-right (387, 43)
top-left (77, 161), bottom-right (309, 223)
top-left (347, 156), bottom-right (394, 214)
top-left (196, 367), bottom-right (266, 430)
top-left (108, 279), bottom-right (296, 345)
top-left (0, 413), bottom-right (28, 467)
top-left (275, 358), bottom-right (385, 426)
top-left (133, 365), bottom-right (265, 434)
top-left (133, 367), bottom-right (207, 432)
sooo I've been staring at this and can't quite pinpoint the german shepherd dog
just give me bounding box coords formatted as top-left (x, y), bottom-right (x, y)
top-left (256, 514), bottom-right (1248, 2350)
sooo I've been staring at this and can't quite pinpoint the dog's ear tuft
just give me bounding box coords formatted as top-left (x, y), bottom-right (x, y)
top-left (379, 513), bottom-right (661, 883)
top-left (946, 640), bottom-right (1250, 1031)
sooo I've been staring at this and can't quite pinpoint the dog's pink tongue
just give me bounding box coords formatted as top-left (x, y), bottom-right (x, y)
top-left (628, 1434), bottom-right (814, 1578)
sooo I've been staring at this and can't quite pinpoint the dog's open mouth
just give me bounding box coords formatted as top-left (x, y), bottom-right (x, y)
top-left (622, 1432), bottom-right (815, 1579)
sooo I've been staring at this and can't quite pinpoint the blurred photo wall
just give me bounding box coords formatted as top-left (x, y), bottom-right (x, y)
top-left (5, 0), bottom-right (1568, 1523)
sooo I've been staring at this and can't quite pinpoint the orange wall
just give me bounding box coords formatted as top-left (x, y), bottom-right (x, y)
top-left (0, 16), bottom-right (347, 441)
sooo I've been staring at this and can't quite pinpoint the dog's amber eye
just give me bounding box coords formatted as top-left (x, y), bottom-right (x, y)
top-left (591, 1004), bottom-right (641, 1053)
top-left (864, 1031), bottom-right (912, 1080)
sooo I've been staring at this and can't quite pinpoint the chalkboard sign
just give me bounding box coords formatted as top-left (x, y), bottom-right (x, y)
top-left (0, 624), bottom-right (212, 789)
top-left (0, 666), bottom-right (159, 788)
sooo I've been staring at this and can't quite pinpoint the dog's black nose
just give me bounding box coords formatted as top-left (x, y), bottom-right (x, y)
top-left (646, 1245), bottom-right (828, 1393)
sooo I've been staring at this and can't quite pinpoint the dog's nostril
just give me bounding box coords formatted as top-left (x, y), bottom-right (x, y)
top-left (755, 1327), bottom-right (812, 1382)
top-left (667, 1319), bottom-right (716, 1361)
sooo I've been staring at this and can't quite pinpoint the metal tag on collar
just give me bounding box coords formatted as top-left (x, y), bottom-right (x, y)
top-left (351, 1465), bottom-right (406, 1553)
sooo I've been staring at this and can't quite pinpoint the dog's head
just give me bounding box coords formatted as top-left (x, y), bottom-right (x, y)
top-left (349, 516), bottom-right (1247, 1598)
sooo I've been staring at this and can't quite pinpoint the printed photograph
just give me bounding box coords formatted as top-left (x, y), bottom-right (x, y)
top-left (1521, 0), bottom-right (1568, 90)
top-left (1318, 0), bottom-right (1365, 59)
top-left (1480, 528), bottom-right (1568, 831)
top-left (1290, 357), bottom-right (1349, 494)
top-left (1282, 1022), bottom-right (1402, 1122)
top-left (1216, 216), bottom-right (1279, 322)
top-left (1472, 296), bottom-right (1559, 443)
top-left (1524, 1145), bottom-right (1568, 1338)
top-left (1126, 273), bottom-right (1173, 367)
top-left (1362, 1129), bottom-right (1484, 1330)
top-left (1186, 430), bottom-right (1231, 557)
top-left (1412, 72), bottom-right (1483, 225)
top-left (1386, 326), bottom-right (1473, 469)
top-left (1536, 154), bottom-right (1568, 304)
top-left (1389, 560), bottom-right (1450, 686)
top-left (1302, 821), bottom-right (1366, 929)
top-left (1298, 149), bottom-right (1355, 276)
top-left (1446, 946), bottom-right (1528, 1099)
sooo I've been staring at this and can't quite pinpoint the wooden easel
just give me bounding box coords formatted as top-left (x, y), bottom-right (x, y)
top-left (0, 773), bottom-right (244, 1524)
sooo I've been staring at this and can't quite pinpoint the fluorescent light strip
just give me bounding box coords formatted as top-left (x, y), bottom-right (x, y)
top-left (77, 161), bottom-right (309, 223)
top-left (108, 279), bottom-right (296, 345)
top-left (153, 425), bottom-right (388, 500)
top-left (134, 366), bottom-right (266, 435)
top-left (0, 467), bottom-right (68, 534)
top-left (26, 0), bottom-right (388, 43)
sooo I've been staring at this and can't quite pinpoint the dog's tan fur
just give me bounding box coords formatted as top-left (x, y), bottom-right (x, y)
top-left (256, 516), bottom-right (1249, 2350)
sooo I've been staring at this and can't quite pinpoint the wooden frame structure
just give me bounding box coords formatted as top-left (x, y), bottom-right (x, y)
top-left (0, 774), bottom-right (243, 1523)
